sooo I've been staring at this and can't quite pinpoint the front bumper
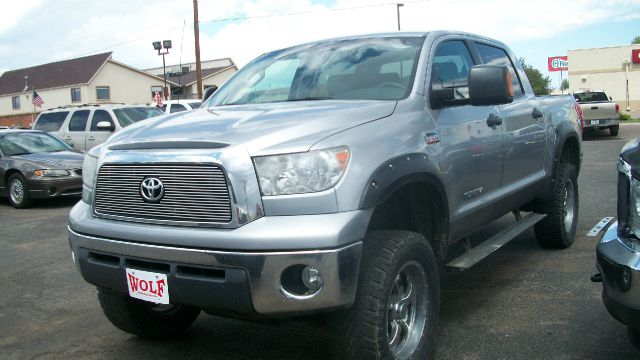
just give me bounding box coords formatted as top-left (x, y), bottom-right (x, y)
top-left (597, 221), bottom-right (640, 330)
top-left (68, 202), bottom-right (366, 317)
top-left (26, 176), bottom-right (82, 199)
top-left (584, 118), bottom-right (619, 129)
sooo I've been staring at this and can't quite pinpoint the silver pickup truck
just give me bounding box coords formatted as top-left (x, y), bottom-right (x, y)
top-left (68, 31), bottom-right (582, 359)
top-left (573, 90), bottom-right (620, 136)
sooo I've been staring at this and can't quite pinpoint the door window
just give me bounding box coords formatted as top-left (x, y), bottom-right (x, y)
top-left (474, 43), bottom-right (524, 97)
top-left (430, 40), bottom-right (475, 108)
top-left (68, 110), bottom-right (90, 132)
top-left (90, 110), bottom-right (115, 131)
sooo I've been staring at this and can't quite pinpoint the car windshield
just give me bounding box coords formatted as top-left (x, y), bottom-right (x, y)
top-left (574, 92), bottom-right (609, 103)
top-left (0, 132), bottom-right (71, 156)
top-left (112, 107), bottom-right (164, 127)
top-left (206, 36), bottom-right (424, 106)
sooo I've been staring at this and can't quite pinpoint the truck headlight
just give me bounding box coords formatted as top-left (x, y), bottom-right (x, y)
top-left (629, 178), bottom-right (640, 238)
top-left (253, 147), bottom-right (350, 196)
top-left (82, 153), bottom-right (99, 204)
top-left (34, 169), bottom-right (71, 177)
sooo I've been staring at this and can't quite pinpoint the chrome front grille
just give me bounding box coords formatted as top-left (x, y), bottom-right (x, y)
top-left (94, 163), bottom-right (232, 226)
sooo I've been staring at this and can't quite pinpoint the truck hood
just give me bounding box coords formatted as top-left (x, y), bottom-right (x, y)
top-left (106, 100), bottom-right (396, 155)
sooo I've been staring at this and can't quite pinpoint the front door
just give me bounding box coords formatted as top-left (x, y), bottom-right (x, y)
top-left (86, 110), bottom-right (115, 151)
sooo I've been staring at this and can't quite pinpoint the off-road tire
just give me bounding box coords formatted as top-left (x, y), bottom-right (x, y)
top-left (610, 125), bottom-right (619, 136)
top-left (534, 162), bottom-right (578, 248)
top-left (330, 230), bottom-right (440, 360)
top-left (7, 173), bottom-right (32, 208)
top-left (97, 287), bottom-right (200, 339)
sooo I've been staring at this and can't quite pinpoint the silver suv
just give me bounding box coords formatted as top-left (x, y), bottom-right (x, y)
top-left (32, 104), bottom-right (164, 152)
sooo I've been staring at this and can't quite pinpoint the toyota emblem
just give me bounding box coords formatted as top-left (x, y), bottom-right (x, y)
top-left (140, 177), bottom-right (164, 203)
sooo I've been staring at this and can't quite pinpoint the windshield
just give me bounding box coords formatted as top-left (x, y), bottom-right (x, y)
top-left (0, 132), bottom-right (71, 156)
top-left (573, 92), bottom-right (609, 103)
top-left (112, 107), bottom-right (164, 127)
top-left (206, 36), bottom-right (424, 106)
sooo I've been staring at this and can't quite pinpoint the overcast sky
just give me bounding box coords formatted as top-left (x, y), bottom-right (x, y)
top-left (1, 0), bottom-right (639, 88)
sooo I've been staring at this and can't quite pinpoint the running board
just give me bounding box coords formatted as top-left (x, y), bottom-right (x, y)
top-left (445, 213), bottom-right (547, 271)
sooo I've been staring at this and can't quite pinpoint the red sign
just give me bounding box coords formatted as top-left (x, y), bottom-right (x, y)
top-left (548, 56), bottom-right (568, 72)
top-left (633, 49), bottom-right (640, 64)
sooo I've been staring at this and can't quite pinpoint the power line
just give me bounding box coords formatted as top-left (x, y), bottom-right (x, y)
top-left (58, 0), bottom-right (433, 62)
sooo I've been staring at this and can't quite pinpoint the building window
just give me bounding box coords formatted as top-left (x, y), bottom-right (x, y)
top-left (151, 86), bottom-right (163, 98)
top-left (11, 96), bottom-right (20, 110)
top-left (71, 88), bottom-right (81, 102)
top-left (96, 86), bottom-right (110, 101)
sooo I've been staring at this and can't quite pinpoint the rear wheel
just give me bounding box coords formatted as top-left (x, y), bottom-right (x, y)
top-left (330, 230), bottom-right (440, 360)
top-left (97, 287), bottom-right (200, 339)
top-left (7, 173), bottom-right (32, 208)
top-left (610, 125), bottom-right (619, 136)
top-left (534, 162), bottom-right (578, 248)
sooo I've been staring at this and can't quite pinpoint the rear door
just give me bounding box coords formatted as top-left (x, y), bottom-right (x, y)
top-left (474, 42), bottom-right (547, 188)
top-left (86, 109), bottom-right (116, 151)
top-left (61, 110), bottom-right (90, 151)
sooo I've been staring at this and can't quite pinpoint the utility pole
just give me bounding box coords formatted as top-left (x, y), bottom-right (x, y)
top-left (193, 0), bottom-right (203, 100)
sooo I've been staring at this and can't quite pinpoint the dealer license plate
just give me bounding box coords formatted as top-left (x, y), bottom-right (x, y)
top-left (590, 120), bottom-right (600, 125)
top-left (126, 268), bottom-right (169, 304)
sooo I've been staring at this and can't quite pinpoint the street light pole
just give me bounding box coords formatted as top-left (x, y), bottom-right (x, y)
top-left (153, 40), bottom-right (172, 100)
top-left (624, 59), bottom-right (631, 111)
top-left (396, 3), bottom-right (404, 31)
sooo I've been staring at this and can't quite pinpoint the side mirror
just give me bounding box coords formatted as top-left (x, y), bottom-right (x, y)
top-left (430, 85), bottom-right (455, 109)
top-left (469, 65), bottom-right (514, 106)
top-left (610, 96), bottom-right (613, 101)
top-left (203, 86), bottom-right (218, 102)
top-left (96, 121), bottom-right (115, 132)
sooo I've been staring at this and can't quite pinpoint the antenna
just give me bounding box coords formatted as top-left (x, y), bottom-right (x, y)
top-left (23, 75), bottom-right (29, 92)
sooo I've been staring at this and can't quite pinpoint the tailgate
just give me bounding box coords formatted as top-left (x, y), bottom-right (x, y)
top-left (580, 102), bottom-right (617, 121)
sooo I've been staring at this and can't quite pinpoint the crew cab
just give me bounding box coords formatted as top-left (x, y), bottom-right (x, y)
top-left (68, 31), bottom-right (582, 359)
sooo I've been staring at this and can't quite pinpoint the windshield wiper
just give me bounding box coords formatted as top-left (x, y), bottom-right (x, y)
top-left (12, 152), bottom-right (32, 156)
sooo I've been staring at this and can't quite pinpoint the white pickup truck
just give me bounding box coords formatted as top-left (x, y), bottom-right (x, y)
top-left (573, 90), bottom-right (620, 136)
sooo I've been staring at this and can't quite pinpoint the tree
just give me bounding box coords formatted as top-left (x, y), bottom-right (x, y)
top-left (632, 36), bottom-right (640, 45)
top-left (518, 58), bottom-right (552, 95)
top-left (561, 78), bottom-right (569, 91)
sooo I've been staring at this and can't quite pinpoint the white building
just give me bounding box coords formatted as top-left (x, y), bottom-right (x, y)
top-left (568, 44), bottom-right (640, 111)
top-left (0, 52), bottom-right (176, 127)
top-left (144, 58), bottom-right (238, 100)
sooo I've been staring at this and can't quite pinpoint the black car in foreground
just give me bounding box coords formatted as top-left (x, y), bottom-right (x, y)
top-left (597, 138), bottom-right (640, 349)
top-left (0, 130), bottom-right (84, 208)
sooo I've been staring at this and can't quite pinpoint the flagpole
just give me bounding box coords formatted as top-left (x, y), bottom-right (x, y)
top-left (31, 91), bottom-right (35, 126)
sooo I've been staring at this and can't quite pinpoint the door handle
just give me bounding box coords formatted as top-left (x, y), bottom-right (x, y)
top-left (532, 108), bottom-right (544, 119)
top-left (486, 113), bottom-right (502, 128)
top-left (64, 136), bottom-right (72, 140)
top-left (591, 106), bottom-right (598, 110)
top-left (87, 136), bottom-right (95, 141)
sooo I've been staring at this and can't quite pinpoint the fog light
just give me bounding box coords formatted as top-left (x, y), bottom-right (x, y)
top-left (302, 266), bottom-right (323, 290)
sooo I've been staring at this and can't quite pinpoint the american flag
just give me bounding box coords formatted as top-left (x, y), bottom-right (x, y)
top-left (32, 91), bottom-right (44, 107)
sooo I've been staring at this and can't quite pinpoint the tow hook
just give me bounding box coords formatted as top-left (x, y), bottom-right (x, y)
top-left (591, 273), bottom-right (602, 283)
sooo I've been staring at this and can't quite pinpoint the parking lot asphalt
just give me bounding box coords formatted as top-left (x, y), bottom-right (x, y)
top-left (1, 124), bottom-right (639, 359)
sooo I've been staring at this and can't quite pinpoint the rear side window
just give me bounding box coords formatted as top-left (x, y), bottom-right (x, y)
top-left (475, 43), bottom-right (524, 97)
top-left (33, 112), bottom-right (69, 132)
top-left (90, 110), bottom-right (115, 131)
top-left (68, 110), bottom-right (90, 132)
top-left (170, 104), bottom-right (187, 113)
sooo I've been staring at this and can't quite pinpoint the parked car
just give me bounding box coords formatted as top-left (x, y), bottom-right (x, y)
top-left (596, 138), bottom-right (640, 349)
top-left (69, 31), bottom-right (583, 359)
top-left (0, 129), bottom-right (84, 208)
top-left (160, 100), bottom-right (201, 114)
top-left (573, 90), bottom-right (620, 136)
top-left (32, 104), bottom-right (164, 152)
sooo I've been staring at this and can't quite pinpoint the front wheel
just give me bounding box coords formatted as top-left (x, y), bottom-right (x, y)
top-left (534, 162), bottom-right (579, 248)
top-left (330, 231), bottom-right (440, 360)
top-left (7, 173), bottom-right (32, 208)
top-left (97, 287), bottom-right (200, 339)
